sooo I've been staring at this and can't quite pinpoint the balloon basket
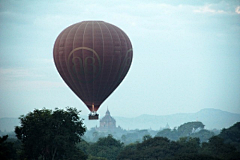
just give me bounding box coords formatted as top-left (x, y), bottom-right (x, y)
top-left (89, 113), bottom-right (99, 120)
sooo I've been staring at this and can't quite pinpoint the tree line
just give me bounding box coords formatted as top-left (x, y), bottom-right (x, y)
top-left (0, 107), bottom-right (239, 160)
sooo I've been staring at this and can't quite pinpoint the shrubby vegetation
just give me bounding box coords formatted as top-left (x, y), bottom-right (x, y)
top-left (83, 121), bottom-right (216, 144)
top-left (84, 135), bottom-right (123, 160)
top-left (83, 127), bottom-right (158, 144)
top-left (0, 135), bottom-right (18, 159)
top-left (156, 122), bottom-right (215, 142)
top-left (79, 122), bottom-right (240, 160)
top-left (118, 135), bottom-right (240, 160)
top-left (218, 122), bottom-right (240, 151)
top-left (0, 107), bottom-right (239, 160)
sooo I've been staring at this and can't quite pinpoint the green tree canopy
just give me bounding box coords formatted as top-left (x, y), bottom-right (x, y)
top-left (156, 128), bottom-right (179, 141)
top-left (190, 129), bottom-right (215, 142)
top-left (200, 136), bottom-right (240, 160)
top-left (218, 122), bottom-right (240, 151)
top-left (0, 135), bottom-right (17, 160)
top-left (15, 107), bottom-right (87, 160)
top-left (156, 122), bottom-right (206, 141)
top-left (177, 122), bottom-right (204, 137)
top-left (88, 134), bottom-right (123, 160)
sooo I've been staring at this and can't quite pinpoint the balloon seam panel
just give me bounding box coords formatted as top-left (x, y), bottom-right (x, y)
top-left (82, 22), bottom-right (91, 104)
top-left (72, 22), bottom-right (86, 100)
top-left (65, 24), bottom-right (82, 95)
top-left (97, 22), bottom-right (116, 101)
top-left (101, 23), bottom-right (122, 99)
top-left (59, 27), bottom-right (78, 97)
top-left (95, 22), bottom-right (107, 100)
top-left (104, 26), bottom-right (128, 99)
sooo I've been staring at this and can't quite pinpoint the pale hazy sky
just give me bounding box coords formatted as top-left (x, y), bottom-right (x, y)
top-left (0, 0), bottom-right (240, 119)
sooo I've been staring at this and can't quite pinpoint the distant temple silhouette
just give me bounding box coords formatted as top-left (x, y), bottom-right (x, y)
top-left (96, 108), bottom-right (123, 132)
top-left (165, 123), bottom-right (170, 129)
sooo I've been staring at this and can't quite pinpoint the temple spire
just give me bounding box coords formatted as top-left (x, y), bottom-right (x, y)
top-left (106, 106), bottom-right (110, 115)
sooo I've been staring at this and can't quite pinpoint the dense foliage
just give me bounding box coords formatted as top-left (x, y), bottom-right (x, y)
top-left (117, 136), bottom-right (240, 160)
top-left (15, 107), bottom-right (87, 160)
top-left (218, 122), bottom-right (240, 151)
top-left (89, 134), bottom-right (123, 159)
top-left (1, 111), bottom-right (239, 160)
top-left (156, 121), bottom-right (214, 142)
top-left (0, 135), bottom-right (17, 160)
top-left (77, 122), bottom-right (240, 160)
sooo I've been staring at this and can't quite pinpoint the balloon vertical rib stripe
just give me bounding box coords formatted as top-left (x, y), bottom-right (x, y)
top-left (95, 22), bottom-right (102, 101)
top-left (71, 23), bottom-right (86, 99)
top-left (99, 23), bottom-right (116, 100)
top-left (92, 22), bottom-right (94, 105)
top-left (111, 25), bottom-right (129, 98)
top-left (96, 22), bottom-right (109, 101)
top-left (82, 22), bottom-right (91, 101)
top-left (103, 25), bottom-right (128, 99)
top-left (58, 27), bottom-right (78, 95)
top-left (63, 24), bottom-right (82, 97)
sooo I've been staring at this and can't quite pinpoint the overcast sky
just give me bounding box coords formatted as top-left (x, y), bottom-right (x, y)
top-left (0, 0), bottom-right (240, 119)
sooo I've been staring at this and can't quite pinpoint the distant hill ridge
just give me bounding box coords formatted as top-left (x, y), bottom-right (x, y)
top-left (114, 108), bottom-right (240, 130)
top-left (1, 108), bottom-right (240, 132)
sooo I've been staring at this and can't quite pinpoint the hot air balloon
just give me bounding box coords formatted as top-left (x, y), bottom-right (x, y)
top-left (53, 21), bottom-right (133, 120)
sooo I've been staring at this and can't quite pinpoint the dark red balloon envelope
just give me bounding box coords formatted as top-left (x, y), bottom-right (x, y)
top-left (53, 21), bottom-right (133, 119)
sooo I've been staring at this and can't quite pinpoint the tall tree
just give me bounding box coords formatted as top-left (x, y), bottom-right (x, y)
top-left (156, 128), bottom-right (179, 141)
top-left (15, 107), bottom-right (87, 160)
top-left (200, 136), bottom-right (240, 160)
top-left (177, 122), bottom-right (205, 137)
top-left (218, 122), bottom-right (240, 151)
top-left (190, 129), bottom-right (215, 142)
top-left (88, 134), bottom-right (123, 160)
top-left (0, 135), bottom-right (17, 160)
